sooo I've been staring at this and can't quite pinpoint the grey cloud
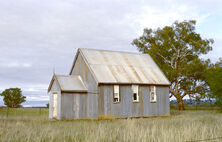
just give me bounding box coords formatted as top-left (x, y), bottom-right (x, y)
top-left (0, 0), bottom-right (221, 106)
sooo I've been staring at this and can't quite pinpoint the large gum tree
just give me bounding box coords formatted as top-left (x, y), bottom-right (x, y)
top-left (132, 20), bottom-right (213, 110)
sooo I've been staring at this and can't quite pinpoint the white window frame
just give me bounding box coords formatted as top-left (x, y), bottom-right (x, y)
top-left (150, 86), bottom-right (157, 103)
top-left (132, 85), bottom-right (139, 102)
top-left (113, 85), bottom-right (120, 103)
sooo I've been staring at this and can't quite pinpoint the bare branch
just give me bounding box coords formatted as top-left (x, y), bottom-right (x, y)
top-left (156, 52), bottom-right (174, 68)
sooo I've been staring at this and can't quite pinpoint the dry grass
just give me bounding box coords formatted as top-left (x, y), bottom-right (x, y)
top-left (0, 108), bottom-right (222, 142)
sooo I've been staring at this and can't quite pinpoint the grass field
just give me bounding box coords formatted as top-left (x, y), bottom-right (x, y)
top-left (0, 108), bottom-right (222, 142)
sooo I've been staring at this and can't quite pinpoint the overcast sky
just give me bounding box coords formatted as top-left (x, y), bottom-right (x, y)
top-left (0, 0), bottom-right (221, 106)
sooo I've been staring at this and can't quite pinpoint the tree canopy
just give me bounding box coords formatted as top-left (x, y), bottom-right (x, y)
top-left (0, 88), bottom-right (26, 108)
top-left (132, 20), bottom-right (214, 110)
top-left (205, 59), bottom-right (222, 107)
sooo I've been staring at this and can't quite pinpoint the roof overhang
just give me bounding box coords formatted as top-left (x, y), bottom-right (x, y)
top-left (98, 82), bottom-right (171, 86)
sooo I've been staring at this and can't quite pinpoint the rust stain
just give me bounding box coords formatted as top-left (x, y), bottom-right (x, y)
top-left (130, 66), bottom-right (143, 83)
top-left (150, 68), bottom-right (160, 84)
top-left (121, 55), bottom-right (137, 83)
top-left (120, 66), bottom-right (134, 83)
top-left (79, 49), bottom-right (169, 85)
top-left (107, 65), bottom-right (119, 82)
top-left (122, 54), bottom-right (131, 66)
top-left (100, 51), bottom-right (109, 63)
top-left (110, 52), bottom-right (119, 65)
top-left (100, 51), bottom-right (120, 82)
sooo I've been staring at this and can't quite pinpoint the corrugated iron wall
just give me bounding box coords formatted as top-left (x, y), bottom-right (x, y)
top-left (70, 52), bottom-right (98, 119)
top-left (99, 85), bottom-right (170, 118)
top-left (60, 93), bottom-right (87, 119)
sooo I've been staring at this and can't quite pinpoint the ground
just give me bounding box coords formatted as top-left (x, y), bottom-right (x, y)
top-left (0, 108), bottom-right (222, 142)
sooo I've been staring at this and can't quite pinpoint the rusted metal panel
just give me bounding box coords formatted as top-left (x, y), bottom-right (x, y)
top-left (75, 48), bottom-right (170, 85)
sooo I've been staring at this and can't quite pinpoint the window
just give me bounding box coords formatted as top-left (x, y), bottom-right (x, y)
top-left (150, 86), bottom-right (156, 103)
top-left (132, 85), bottom-right (139, 102)
top-left (113, 85), bottom-right (120, 103)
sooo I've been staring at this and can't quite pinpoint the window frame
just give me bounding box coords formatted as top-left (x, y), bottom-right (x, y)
top-left (113, 85), bottom-right (120, 103)
top-left (132, 85), bottom-right (139, 103)
top-left (150, 86), bottom-right (157, 103)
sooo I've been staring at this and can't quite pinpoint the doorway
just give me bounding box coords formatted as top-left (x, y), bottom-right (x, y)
top-left (52, 92), bottom-right (58, 118)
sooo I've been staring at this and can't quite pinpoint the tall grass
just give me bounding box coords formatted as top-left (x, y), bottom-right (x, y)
top-left (0, 108), bottom-right (222, 142)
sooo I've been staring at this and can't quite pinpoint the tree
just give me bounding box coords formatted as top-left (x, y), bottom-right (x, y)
top-left (206, 58), bottom-right (222, 107)
top-left (0, 88), bottom-right (26, 108)
top-left (132, 20), bottom-right (214, 110)
top-left (46, 103), bottom-right (49, 108)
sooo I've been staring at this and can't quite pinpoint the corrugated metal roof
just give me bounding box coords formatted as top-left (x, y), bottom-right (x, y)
top-left (78, 48), bottom-right (170, 85)
top-left (53, 75), bottom-right (87, 92)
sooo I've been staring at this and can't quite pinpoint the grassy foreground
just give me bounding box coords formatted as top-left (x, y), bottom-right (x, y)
top-left (0, 108), bottom-right (222, 142)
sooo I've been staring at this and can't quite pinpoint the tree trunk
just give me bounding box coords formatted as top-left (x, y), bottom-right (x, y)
top-left (177, 97), bottom-right (185, 110)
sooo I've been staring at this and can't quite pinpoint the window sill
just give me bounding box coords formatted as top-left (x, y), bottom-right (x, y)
top-left (113, 102), bottom-right (120, 104)
top-left (133, 101), bottom-right (140, 103)
top-left (150, 101), bottom-right (157, 103)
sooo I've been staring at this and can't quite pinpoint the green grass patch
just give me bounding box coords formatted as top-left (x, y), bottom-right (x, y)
top-left (0, 108), bottom-right (222, 142)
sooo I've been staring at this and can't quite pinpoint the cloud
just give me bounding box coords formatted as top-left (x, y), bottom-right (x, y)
top-left (0, 0), bottom-right (221, 105)
top-left (0, 62), bottom-right (32, 68)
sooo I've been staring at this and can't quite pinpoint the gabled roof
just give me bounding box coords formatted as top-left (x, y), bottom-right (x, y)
top-left (70, 48), bottom-right (171, 85)
top-left (48, 75), bottom-right (88, 93)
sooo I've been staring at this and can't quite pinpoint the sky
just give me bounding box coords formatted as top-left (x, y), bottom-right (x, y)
top-left (0, 0), bottom-right (222, 106)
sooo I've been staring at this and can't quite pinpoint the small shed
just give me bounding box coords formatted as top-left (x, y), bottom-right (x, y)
top-left (48, 48), bottom-right (170, 120)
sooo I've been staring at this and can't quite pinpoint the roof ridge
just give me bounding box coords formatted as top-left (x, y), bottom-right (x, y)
top-left (79, 48), bottom-right (143, 55)
top-left (55, 74), bottom-right (80, 77)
